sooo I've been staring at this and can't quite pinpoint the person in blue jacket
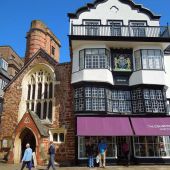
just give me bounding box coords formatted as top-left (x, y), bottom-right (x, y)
top-left (98, 138), bottom-right (107, 168)
top-left (20, 143), bottom-right (32, 170)
top-left (46, 141), bottom-right (56, 170)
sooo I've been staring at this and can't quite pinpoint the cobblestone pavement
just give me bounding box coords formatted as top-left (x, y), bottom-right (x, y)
top-left (1, 163), bottom-right (170, 170)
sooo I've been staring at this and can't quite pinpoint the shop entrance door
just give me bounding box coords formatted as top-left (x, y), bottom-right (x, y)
top-left (116, 137), bottom-right (130, 163)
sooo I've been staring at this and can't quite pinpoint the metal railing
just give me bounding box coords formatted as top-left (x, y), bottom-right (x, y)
top-left (71, 25), bottom-right (170, 38)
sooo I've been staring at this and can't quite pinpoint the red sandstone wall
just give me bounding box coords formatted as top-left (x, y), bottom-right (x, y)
top-left (25, 20), bottom-right (61, 64)
top-left (0, 53), bottom-right (75, 164)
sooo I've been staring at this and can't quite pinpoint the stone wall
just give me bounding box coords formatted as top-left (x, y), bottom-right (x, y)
top-left (25, 20), bottom-right (61, 64)
top-left (0, 52), bottom-right (75, 164)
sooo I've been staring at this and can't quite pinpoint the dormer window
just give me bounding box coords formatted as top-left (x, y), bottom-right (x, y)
top-left (83, 20), bottom-right (100, 36)
top-left (130, 21), bottom-right (146, 37)
top-left (108, 20), bottom-right (123, 36)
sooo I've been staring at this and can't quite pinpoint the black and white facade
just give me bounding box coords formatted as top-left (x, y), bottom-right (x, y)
top-left (68, 0), bottom-right (170, 164)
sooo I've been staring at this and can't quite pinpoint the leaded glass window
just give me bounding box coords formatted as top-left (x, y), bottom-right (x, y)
top-left (79, 49), bottom-right (111, 70)
top-left (134, 49), bottom-right (163, 70)
top-left (26, 69), bottom-right (54, 121)
top-left (132, 88), bottom-right (165, 113)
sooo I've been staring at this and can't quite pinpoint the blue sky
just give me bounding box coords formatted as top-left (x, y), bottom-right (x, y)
top-left (0, 0), bottom-right (170, 63)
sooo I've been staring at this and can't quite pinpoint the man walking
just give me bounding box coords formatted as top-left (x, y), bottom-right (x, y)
top-left (46, 141), bottom-right (56, 170)
top-left (98, 138), bottom-right (107, 168)
top-left (20, 143), bottom-right (32, 170)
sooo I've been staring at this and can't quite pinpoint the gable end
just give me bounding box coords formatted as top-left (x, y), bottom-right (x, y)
top-left (68, 0), bottom-right (161, 20)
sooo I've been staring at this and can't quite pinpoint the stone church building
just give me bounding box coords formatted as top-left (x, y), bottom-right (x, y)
top-left (0, 20), bottom-right (75, 165)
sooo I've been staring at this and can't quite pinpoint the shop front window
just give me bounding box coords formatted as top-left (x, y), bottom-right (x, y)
top-left (133, 136), bottom-right (170, 157)
top-left (78, 136), bottom-right (116, 159)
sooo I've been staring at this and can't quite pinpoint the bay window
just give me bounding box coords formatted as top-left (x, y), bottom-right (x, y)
top-left (107, 89), bottom-right (131, 113)
top-left (74, 86), bottom-right (166, 114)
top-left (134, 49), bottom-right (164, 71)
top-left (79, 48), bottom-right (111, 70)
top-left (132, 88), bottom-right (166, 114)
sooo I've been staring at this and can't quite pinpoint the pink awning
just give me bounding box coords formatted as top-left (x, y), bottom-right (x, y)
top-left (131, 117), bottom-right (170, 136)
top-left (77, 117), bottom-right (133, 136)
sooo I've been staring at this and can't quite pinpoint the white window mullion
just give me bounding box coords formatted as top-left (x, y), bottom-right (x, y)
top-left (30, 84), bottom-right (33, 101)
top-left (42, 73), bottom-right (45, 99)
top-left (35, 73), bottom-right (39, 100)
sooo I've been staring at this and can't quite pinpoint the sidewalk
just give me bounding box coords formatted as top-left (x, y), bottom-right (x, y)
top-left (1, 163), bottom-right (170, 170)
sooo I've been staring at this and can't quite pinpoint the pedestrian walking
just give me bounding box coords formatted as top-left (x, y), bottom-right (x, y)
top-left (122, 141), bottom-right (129, 166)
top-left (86, 141), bottom-right (94, 168)
top-left (98, 138), bottom-right (107, 168)
top-left (20, 143), bottom-right (33, 170)
top-left (46, 141), bottom-right (56, 170)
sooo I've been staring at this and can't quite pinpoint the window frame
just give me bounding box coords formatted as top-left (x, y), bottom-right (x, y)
top-left (26, 69), bottom-right (54, 122)
top-left (107, 20), bottom-right (123, 36)
top-left (0, 58), bottom-right (8, 71)
top-left (129, 20), bottom-right (147, 37)
top-left (79, 48), bottom-right (111, 71)
top-left (83, 19), bottom-right (101, 36)
top-left (133, 136), bottom-right (170, 158)
top-left (134, 49), bottom-right (164, 71)
top-left (51, 129), bottom-right (66, 144)
top-left (51, 46), bottom-right (55, 55)
top-left (132, 87), bottom-right (166, 114)
top-left (78, 136), bottom-right (116, 160)
top-left (74, 86), bottom-right (167, 114)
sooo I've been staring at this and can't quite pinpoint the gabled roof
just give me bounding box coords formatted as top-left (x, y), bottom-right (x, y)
top-left (68, 0), bottom-right (161, 20)
top-left (4, 48), bottom-right (58, 91)
top-left (29, 110), bottom-right (49, 137)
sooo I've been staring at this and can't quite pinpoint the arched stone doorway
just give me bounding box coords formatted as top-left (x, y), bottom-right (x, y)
top-left (14, 128), bottom-right (37, 163)
top-left (20, 128), bottom-right (36, 158)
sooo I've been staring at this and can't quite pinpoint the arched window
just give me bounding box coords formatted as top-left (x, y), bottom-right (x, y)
top-left (53, 133), bottom-right (58, 142)
top-left (43, 101), bottom-right (47, 119)
top-left (38, 83), bottom-right (42, 99)
top-left (36, 102), bottom-right (41, 118)
top-left (48, 101), bottom-right (52, 120)
top-left (32, 84), bottom-right (36, 100)
top-left (26, 103), bottom-right (29, 110)
top-left (44, 83), bottom-right (48, 99)
top-left (49, 83), bottom-right (53, 98)
top-left (31, 102), bottom-right (34, 111)
top-left (27, 85), bottom-right (31, 100)
top-left (26, 67), bottom-right (54, 122)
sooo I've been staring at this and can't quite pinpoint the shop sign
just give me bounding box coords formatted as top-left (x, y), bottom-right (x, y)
top-left (147, 124), bottom-right (170, 131)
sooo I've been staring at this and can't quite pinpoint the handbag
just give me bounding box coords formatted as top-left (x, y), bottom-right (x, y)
top-left (96, 155), bottom-right (100, 164)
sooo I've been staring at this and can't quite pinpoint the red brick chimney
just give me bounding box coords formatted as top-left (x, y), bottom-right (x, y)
top-left (25, 20), bottom-right (61, 64)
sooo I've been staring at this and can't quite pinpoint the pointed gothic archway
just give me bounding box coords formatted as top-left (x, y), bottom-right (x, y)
top-left (14, 127), bottom-right (37, 163)
top-left (20, 128), bottom-right (36, 158)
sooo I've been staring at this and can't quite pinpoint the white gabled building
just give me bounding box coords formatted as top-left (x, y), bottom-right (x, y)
top-left (68, 0), bottom-right (170, 165)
